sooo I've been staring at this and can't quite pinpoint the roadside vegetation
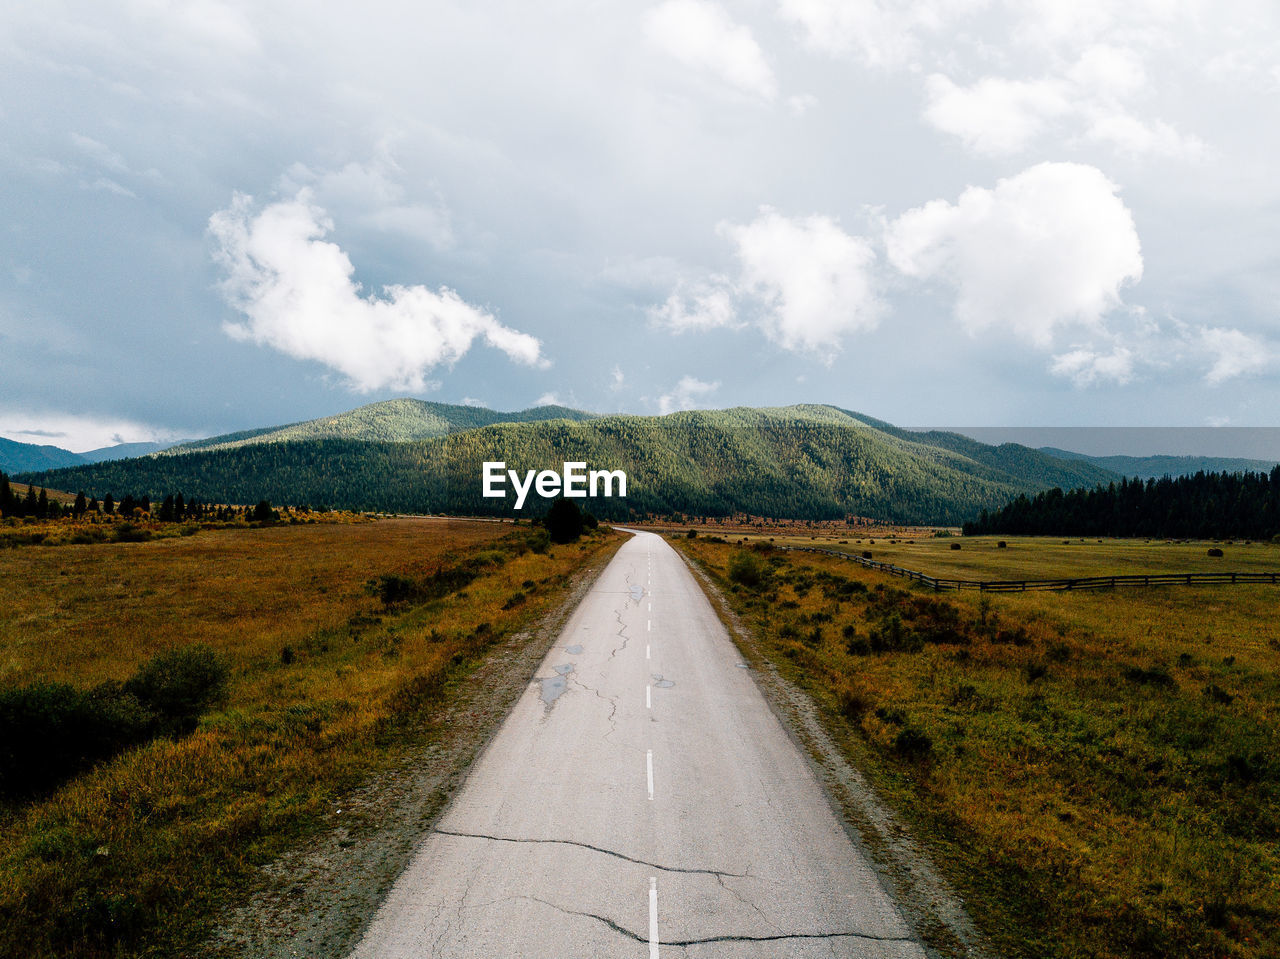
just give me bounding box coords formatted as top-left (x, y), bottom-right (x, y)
top-left (678, 536), bottom-right (1280, 959)
top-left (0, 516), bottom-right (621, 958)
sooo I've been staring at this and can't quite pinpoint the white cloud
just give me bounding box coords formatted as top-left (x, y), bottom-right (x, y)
top-left (923, 74), bottom-right (1071, 155)
top-left (650, 278), bottom-right (739, 332)
top-left (653, 209), bottom-right (881, 354)
top-left (885, 162), bottom-right (1143, 345)
top-left (0, 410), bottom-right (175, 453)
top-left (70, 133), bottom-right (130, 174)
top-left (1200, 327), bottom-right (1272, 385)
top-left (610, 365), bottom-right (625, 391)
top-left (1082, 113), bottom-right (1205, 159)
top-left (646, 0), bottom-right (778, 100)
top-left (281, 155), bottom-right (454, 250)
top-left (535, 392), bottom-right (561, 406)
top-left (924, 43), bottom-right (1206, 159)
top-left (1049, 346), bottom-right (1135, 386)
top-left (777, 0), bottom-right (985, 68)
top-left (208, 190), bottom-right (544, 392)
top-left (658, 375), bottom-right (719, 414)
top-left (1066, 44), bottom-right (1148, 100)
top-left (721, 208), bottom-right (881, 353)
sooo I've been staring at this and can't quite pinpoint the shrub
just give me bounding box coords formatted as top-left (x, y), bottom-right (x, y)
top-left (950, 543), bottom-right (962, 551)
top-left (373, 573), bottom-right (418, 606)
top-left (1202, 683), bottom-right (1234, 705)
top-left (124, 644), bottom-right (229, 735)
top-left (546, 498), bottom-right (584, 544)
top-left (113, 522), bottom-right (151, 543)
top-left (0, 682), bottom-right (154, 798)
top-left (1122, 665), bottom-right (1177, 689)
top-left (1207, 547), bottom-right (1224, 557)
top-left (893, 727), bottom-right (933, 759)
top-left (997, 541), bottom-right (1008, 548)
top-left (727, 551), bottom-right (765, 588)
top-left (686, 529), bottom-right (697, 538)
top-left (868, 612), bottom-right (921, 653)
top-left (837, 685), bottom-right (870, 720)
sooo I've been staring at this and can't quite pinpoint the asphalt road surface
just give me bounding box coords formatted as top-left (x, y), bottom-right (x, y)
top-left (349, 529), bottom-right (926, 958)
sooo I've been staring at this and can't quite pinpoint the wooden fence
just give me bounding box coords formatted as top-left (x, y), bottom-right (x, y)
top-left (783, 546), bottom-right (1280, 592)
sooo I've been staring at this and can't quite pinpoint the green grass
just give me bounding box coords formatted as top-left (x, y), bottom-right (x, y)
top-left (680, 536), bottom-right (1280, 959)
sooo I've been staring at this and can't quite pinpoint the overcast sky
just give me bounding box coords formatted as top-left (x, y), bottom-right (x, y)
top-left (3, 1), bottom-right (1280, 451)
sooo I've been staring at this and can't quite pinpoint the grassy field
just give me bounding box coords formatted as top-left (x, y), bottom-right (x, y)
top-left (0, 517), bottom-right (621, 958)
top-left (677, 536), bottom-right (1280, 959)
top-left (765, 533), bottom-right (1280, 581)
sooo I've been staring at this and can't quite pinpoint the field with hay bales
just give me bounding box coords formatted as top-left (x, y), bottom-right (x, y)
top-left (0, 517), bottom-right (622, 958)
top-left (769, 532), bottom-right (1280, 582)
top-left (678, 535), bottom-right (1280, 959)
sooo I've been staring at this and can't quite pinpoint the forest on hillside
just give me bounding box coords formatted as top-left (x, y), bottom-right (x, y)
top-left (17, 413), bottom-right (1117, 525)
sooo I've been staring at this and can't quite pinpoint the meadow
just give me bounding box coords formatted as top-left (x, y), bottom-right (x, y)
top-left (767, 533), bottom-right (1280, 581)
top-left (678, 536), bottom-right (1280, 959)
top-left (0, 517), bottom-right (621, 958)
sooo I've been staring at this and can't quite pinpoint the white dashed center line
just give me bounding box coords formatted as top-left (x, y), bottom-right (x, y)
top-left (646, 750), bottom-right (654, 800)
top-left (648, 877), bottom-right (659, 958)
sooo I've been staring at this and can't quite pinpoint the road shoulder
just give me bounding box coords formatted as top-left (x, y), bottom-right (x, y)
top-left (677, 544), bottom-right (997, 959)
top-left (202, 543), bottom-right (621, 959)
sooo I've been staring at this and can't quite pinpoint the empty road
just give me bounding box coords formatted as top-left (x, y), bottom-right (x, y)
top-left (349, 529), bottom-right (926, 958)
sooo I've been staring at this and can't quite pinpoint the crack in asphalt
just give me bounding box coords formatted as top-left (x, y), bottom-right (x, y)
top-left (567, 669), bottom-right (619, 740)
top-left (713, 872), bottom-right (782, 936)
top-left (433, 829), bottom-right (747, 878)
top-left (519, 896), bottom-right (916, 948)
top-left (609, 607), bottom-right (631, 660)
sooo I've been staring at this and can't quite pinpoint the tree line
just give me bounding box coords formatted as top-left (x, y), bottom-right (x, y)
top-left (963, 468), bottom-right (1280, 539)
top-left (1, 470), bottom-right (281, 524)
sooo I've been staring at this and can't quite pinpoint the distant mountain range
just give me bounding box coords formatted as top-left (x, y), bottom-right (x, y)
top-left (7, 399), bottom-right (1279, 523)
top-left (0, 437), bottom-right (173, 473)
top-left (1037, 447), bottom-right (1279, 480)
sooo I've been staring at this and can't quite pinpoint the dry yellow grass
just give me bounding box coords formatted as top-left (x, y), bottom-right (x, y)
top-left (0, 517), bottom-right (622, 958)
top-left (679, 536), bottom-right (1280, 959)
top-left (771, 533), bottom-right (1280, 581)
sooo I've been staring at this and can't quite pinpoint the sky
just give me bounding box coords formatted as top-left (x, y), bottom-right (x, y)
top-left (2, 0), bottom-right (1280, 452)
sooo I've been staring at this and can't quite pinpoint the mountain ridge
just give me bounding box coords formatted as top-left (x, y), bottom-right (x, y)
top-left (18, 402), bottom-right (1118, 524)
top-left (160, 398), bottom-right (599, 454)
top-left (1037, 447), bottom-right (1279, 480)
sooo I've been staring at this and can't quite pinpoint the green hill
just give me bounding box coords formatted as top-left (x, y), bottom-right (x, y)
top-left (21, 404), bottom-right (1117, 524)
top-left (162, 399), bottom-right (598, 453)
